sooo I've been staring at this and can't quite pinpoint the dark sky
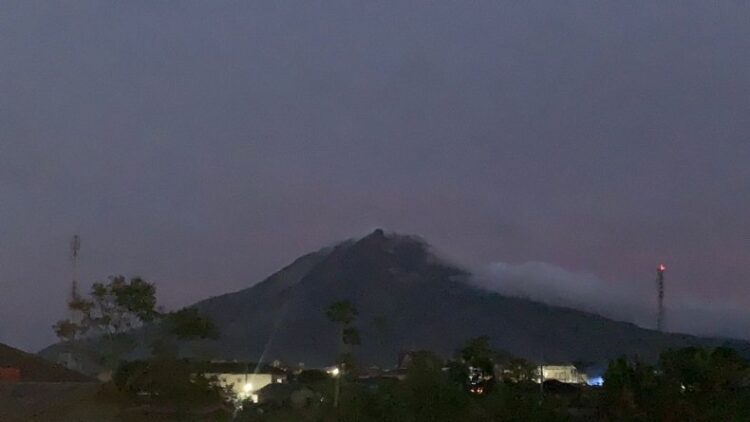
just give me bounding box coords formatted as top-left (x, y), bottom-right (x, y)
top-left (1, 1), bottom-right (749, 351)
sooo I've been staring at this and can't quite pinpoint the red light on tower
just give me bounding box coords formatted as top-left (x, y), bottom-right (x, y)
top-left (658, 264), bottom-right (666, 273)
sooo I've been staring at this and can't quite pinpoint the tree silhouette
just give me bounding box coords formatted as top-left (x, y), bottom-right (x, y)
top-left (325, 300), bottom-right (359, 408)
top-left (325, 300), bottom-right (358, 326)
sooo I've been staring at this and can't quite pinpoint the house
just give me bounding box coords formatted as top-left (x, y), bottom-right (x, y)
top-left (493, 360), bottom-right (588, 384)
top-left (538, 364), bottom-right (588, 384)
top-left (200, 361), bottom-right (287, 403)
top-left (256, 382), bottom-right (317, 408)
top-left (0, 367), bottom-right (21, 382)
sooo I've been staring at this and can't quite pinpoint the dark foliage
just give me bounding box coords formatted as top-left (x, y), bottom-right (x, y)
top-left (164, 307), bottom-right (220, 340)
top-left (600, 346), bottom-right (750, 421)
top-left (296, 369), bottom-right (331, 384)
top-left (113, 358), bottom-right (225, 408)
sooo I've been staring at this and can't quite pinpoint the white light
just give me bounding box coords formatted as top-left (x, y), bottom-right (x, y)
top-left (331, 367), bottom-right (340, 377)
top-left (243, 383), bottom-right (253, 393)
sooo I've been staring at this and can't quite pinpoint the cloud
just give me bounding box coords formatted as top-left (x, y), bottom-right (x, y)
top-left (472, 262), bottom-right (750, 341)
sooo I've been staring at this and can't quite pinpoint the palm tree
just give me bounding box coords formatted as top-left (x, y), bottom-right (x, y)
top-left (325, 300), bottom-right (358, 408)
top-left (325, 300), bottom-right (358, 326)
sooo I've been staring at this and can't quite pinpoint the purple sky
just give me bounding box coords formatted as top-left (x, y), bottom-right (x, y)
top-left (1, 1), bottom-right (749, 351)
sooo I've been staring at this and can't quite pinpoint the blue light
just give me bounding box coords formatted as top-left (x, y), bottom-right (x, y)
top-left (587, 376), bottom-right (604, 387)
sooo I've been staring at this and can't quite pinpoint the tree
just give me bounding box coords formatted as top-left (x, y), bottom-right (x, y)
top-left (53, 276), bottom-right (158, 369)
top-left (54, 275), bottom-right (226, 414)
top-left (659, 346), bottom-right (747, 394)
top-left (600, 357), bottom-right (650, 419)
top-left (326, 300), bottom-right (358, 326)
top-left (54, 276), bottom-right (157, 339)
top-left (325, 300), bottom-right (359, 408)
top-left (598, 347), bottom-right (750, 421)
top-left (52, 319), bottom-right (79, 342)
top-left (112, 309), bottom-right (223, 413)
top-left (500, 357), bottom-right (538, 383)
top-left (337, 351), bottom-right (471, 422)
top-left (150, 307), bottom-right (221, 360)
top-left (401, 352), bottom-right (471, 422)
top-left (53, 276), bottom-right (220, 373)
top-left (656, 346), bottom-right (750, 420)
top-left (456, 336), bottom-right (497, 394)
top-left (297, 369), bottom-right (331, 384)
top-left (164, 307), bottom-right (220, 340)
top-left (113, 358), bottom-right (227, 414)
top-left (402, 350), bottom-right (445, 371)
top-left (459, 336), bottom-right (495, 373)
top-left (342, 326), bottom-right (361, 346)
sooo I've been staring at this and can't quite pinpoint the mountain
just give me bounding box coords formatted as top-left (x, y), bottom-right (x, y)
top-left (187, 229), bottom-right (749, 367)
top-left (0, 342), bottom-right (89, 382)
top-left (39, 229), bottom-right (750, 370)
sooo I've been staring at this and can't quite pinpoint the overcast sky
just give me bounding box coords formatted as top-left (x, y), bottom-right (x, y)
top-left (1, 1), bottom-right (749, 351)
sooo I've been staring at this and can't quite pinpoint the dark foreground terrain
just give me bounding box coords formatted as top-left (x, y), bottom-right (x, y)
top-left (0, 382), bottom-right (114, 422)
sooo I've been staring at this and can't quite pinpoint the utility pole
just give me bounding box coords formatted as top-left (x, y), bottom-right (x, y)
top-left (333, 366), bottom-right (341, 408)
top-left (539, 363), bottom-right (544, 401)
top-left (538, 350), bottom-right (545, 403)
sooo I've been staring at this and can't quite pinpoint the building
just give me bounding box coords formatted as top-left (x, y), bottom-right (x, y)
top-left (201, 362), bottom-right (287, 403)
top-left (0, 367), bottom-right (21, 382)
top-left (256, 382), bottom-right (317, 408)
top-left (538, 364), bottom-right (588, 384)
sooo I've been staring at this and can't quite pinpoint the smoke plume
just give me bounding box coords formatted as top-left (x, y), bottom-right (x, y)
top-left (472, 262), bottom-right (750, 341)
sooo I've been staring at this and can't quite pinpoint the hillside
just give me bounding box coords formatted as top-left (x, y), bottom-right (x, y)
top-left (40, 229), bottom-right (750, 370)
top-left (188, 229), bottom-right (749, 367)
top-left (0, 342), bottom-right (89, 382)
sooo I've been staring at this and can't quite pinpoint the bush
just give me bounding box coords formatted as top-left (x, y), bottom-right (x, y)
top-left (296, 369), bottom-right (330, 384)
top-left (113, 358), bottom-right (225, 407)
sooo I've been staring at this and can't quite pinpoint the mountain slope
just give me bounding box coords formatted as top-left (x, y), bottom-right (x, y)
top-left (189, 229), bottom-right (749, 367)
top-left (39, 229), bottom-right (750, 370)
top-left (0, 342), bottom-right (90, 382)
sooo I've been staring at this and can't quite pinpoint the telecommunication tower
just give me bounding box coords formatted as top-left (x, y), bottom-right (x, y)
top-left (656, 264), bottom-right (666, 331)
top-left (70, 235), bottom-right (81, 301)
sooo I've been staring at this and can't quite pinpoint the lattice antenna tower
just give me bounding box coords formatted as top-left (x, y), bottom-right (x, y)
top-left (70, 235), bottom-right (81, 301)
top-left (656, 264), bottom-right (666, 331)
